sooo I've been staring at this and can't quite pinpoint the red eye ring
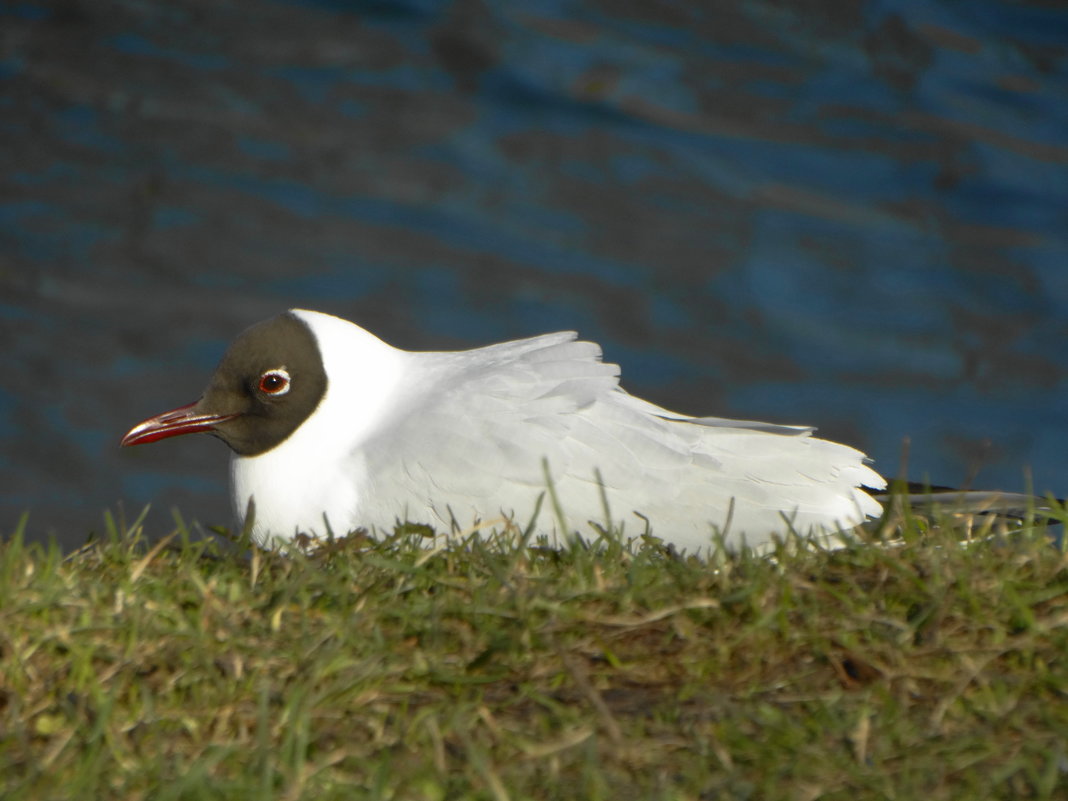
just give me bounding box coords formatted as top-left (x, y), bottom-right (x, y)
top-left (258, 368), bottom-right (291, 396)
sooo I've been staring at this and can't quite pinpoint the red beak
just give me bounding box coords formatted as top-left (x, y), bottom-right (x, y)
top-left (121, 402), bottom-right (238, 447)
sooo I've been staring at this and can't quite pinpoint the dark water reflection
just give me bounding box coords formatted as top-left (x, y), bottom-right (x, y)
top-left (1, 0), bottom-right (1066, 547)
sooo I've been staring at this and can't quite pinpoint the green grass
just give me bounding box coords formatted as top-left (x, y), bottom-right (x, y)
top-left (1, 499), bottom-right (1066, 800)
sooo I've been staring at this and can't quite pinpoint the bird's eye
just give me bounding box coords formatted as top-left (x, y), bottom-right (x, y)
top-left (258, 369), bottom-right (291, 396)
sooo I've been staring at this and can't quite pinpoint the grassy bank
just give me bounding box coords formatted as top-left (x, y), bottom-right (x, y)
top-left (1, 503), bottom-right (1066, 800)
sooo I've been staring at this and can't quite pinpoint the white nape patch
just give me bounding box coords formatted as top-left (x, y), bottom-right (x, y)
top-left (231, 309), bottom-right (412, 545)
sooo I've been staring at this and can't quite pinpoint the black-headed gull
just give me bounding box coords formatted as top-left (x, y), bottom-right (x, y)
top-left (122, 309), bottom-right (886, 552)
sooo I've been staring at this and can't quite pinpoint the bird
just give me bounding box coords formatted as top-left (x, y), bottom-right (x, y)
top-left (121, 309), bottom-right (887, 553)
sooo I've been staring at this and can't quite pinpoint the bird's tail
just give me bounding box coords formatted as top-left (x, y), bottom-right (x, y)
top-left (865, 481), bottom-right (1065, 551)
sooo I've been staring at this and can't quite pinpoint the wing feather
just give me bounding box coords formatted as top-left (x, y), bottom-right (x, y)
top-left (355, 331), bottom-right (884, 551)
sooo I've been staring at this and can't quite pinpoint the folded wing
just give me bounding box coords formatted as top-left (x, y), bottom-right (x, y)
top-left (357, 331), bottom-right (885, 552)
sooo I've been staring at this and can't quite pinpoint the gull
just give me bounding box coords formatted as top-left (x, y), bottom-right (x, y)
top-left (121, 309), bottom-right (886, 552)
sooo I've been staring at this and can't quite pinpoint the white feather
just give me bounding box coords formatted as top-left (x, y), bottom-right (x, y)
top-left (232, 309), bottom-right (886, 554)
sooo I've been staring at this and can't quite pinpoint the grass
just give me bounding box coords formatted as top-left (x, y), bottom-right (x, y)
top-left (1, 496), bottom-right (1067, 800)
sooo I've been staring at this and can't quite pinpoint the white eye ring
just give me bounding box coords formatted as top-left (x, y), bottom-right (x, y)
top-left (258, 368), bottom-right (291, 396)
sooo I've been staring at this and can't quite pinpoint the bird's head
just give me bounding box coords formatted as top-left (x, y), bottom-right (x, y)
top-left (121, 312), bottom-right (328, 456)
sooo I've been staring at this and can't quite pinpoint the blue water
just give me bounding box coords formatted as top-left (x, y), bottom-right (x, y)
top-left (1, 0), bottom-right (1066, 547)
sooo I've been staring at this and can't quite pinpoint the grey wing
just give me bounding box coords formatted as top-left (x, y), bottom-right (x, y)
top-left (357, 331), bottom-right (884, 551)
top-left (356, 331), bottom-right (625, 532)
